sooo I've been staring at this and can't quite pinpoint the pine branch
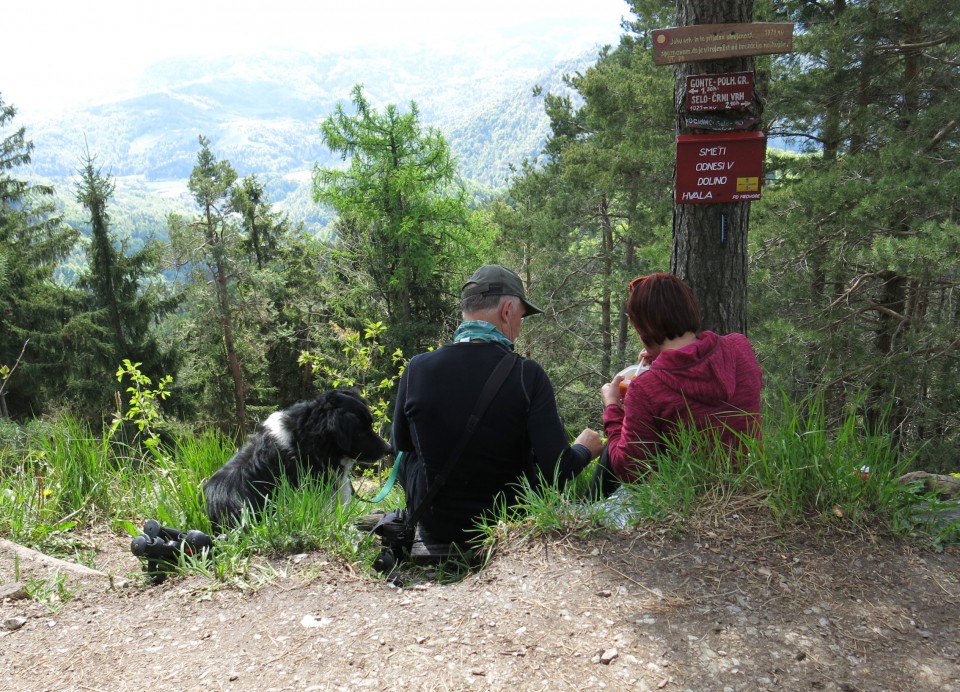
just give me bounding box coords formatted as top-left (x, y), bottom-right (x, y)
top-left (765, 130), bottom-right (827, 145)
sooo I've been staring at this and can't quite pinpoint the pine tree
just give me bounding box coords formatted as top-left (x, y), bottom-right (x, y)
top-left (554, 34), bottom-right (676, 366)
top-left (230, 174), bottom-right (320, 412)
top-left (232, 175), bottom-right (285, 271)
top-left (755, 0), bottom-right (960, 466)
top-left (494, 30), bottom-right (674, 428)
top-left (169, 136), bottom-right (247, 432)
top-left (670, 0), bottom-right (761, 335)
top-left (0, 95), bottom-right (80, 417)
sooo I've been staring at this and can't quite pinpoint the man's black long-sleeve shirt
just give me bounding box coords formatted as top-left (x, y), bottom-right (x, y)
top-left (392, 341), bottom-right (592, 544)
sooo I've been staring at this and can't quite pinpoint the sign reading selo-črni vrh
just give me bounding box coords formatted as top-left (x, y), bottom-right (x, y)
top-left (686, 71), bottom-right (754, 112)
top-left (675, 132), bottom-right (766, 204)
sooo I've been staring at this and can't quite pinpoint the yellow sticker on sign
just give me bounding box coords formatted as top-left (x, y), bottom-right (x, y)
top-left (736, 177), bottom-right (759, 191)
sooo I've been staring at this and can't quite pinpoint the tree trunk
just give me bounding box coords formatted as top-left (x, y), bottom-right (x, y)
top-left (599, 195), bottom-right (613, 379)
top-left (205, 203), bottom-right (246, 432)
top-left (671, 0), bottom-right (756, 336)
top-left (867, 16), bottom-right (921, 440)
top-left (812, 0), bottom-right (847, 421)
top-left (520, 248), bottom-right (534, 359)
top-left (214, 255), bottom-right (246, 433)
top-left (617, 235), bottom-right (635, 367)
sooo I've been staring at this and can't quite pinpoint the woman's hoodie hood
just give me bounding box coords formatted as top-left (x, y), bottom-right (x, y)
top-left (645, 331), bottom-right (752, 406)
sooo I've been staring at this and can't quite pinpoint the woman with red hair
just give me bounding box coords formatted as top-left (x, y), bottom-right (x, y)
top-left (593, 273), bottom-right (762, 493)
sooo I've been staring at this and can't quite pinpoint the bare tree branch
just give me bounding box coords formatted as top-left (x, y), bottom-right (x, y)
top-left (923, 119), bottom-right (958, 154)
top-left (0, 339), bottom-right (30, 418)
top-left (874, 33), bottom-right (959, 52)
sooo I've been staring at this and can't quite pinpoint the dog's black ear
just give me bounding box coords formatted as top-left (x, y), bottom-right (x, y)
top-left (337, 388), bottom-right (359, 399)
top-left (337, 388), bottom-right (365, 407)
top-left (329, 407), bottom-right (361, 453)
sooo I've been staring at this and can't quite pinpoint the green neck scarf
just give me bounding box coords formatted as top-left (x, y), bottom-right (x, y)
top-left (452, 320), bottom-right (514, 351)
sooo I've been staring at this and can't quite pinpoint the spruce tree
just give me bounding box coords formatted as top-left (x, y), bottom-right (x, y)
top-left (66, 148), bottom-right (179, 416)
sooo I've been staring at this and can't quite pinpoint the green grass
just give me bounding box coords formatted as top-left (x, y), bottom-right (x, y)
top-left (23, 569), bottom-right (75, 613)
top-left (747, 393), bottom-right (911, 525)
top-left (488, 393), bottom-right (936, 548)
top-left (0, 392), bottom-right (953, 591)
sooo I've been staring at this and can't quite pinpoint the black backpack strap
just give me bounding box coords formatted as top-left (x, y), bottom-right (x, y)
top-left (403, 351), bottom-right (519, 532)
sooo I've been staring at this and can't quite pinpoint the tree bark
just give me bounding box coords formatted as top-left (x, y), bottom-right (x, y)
top-left (671, 0), bottom-right (757, 336)
top-left (0, 538), bottom-right (116, 581)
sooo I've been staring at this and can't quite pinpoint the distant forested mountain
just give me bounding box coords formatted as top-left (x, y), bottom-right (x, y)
top-left (20, 43), bottom-right (605, 236)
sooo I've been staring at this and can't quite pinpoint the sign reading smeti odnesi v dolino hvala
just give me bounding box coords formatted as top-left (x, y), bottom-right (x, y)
top-left (653, 23), bottom-right (793, 65)
top-left (686, 71), bottom-right (753, 112)
top-left (675, 132), bottom-right (766, 204)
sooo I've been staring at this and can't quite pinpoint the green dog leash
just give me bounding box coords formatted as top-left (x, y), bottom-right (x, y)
top-left (355, 451), bottom-right (403, 504)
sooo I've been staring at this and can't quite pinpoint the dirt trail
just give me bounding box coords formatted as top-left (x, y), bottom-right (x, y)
top-left (2, 519), bottom-right (959, 691)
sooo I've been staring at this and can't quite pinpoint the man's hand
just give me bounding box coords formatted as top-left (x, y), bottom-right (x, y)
top-left (574, 428), bottom-right (604, 459)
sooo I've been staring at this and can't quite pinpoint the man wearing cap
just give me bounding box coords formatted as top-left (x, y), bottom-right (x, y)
top-left (390, 264), bottom-right (603, 553)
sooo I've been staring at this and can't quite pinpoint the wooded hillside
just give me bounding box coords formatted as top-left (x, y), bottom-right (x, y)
top-left (2, 0), bottom-right (958, 474)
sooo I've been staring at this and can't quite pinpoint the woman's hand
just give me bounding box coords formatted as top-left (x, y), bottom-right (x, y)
top-left (601, 376), bottom-right (623, 408)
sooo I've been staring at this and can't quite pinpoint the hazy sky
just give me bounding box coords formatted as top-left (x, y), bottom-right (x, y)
top-left (3, 0), bottom-right (630, 118)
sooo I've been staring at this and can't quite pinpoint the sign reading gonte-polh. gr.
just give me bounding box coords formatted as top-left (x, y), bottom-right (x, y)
top-left (686, 71), bottom-right (754, 112)
top-left (653, 23), bottom-right (793, 65)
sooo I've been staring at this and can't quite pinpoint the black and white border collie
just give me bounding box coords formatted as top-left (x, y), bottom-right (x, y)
top-left (203, 389), bottom-right (391, 532)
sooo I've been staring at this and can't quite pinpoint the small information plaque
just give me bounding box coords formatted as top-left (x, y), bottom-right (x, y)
top-left (653, 23), bottom-right (793, 65)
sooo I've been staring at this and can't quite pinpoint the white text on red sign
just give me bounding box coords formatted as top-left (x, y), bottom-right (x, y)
top-left (675, 133), bottom-right (766, 204)
top-left (686, 72), bottom-right (754, 113)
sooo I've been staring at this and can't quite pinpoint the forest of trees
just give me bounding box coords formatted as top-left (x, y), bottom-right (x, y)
top-left (1, 1), bottom-right (957, 470)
